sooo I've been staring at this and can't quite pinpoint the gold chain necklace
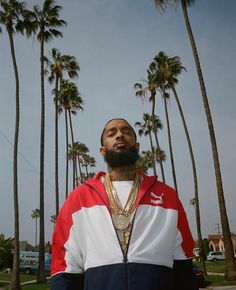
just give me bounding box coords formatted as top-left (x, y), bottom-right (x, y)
top-left (103, 173), bottom-right (141, 231)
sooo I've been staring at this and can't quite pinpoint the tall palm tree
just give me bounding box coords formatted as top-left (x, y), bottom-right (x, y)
top-left (151, 50), bottom-right (206, 275)
top-left (31, 209), bottom-right (40, 248)
top-left (58, 79), bottom-right (83, 195)
top-left (46, 48), bottom-right (80, 216)
top-left (0, 1), bottom-right (27, 289)
top-left (134, 77), bottom-right (166, 180)
top-left (154, 0), bottom-right (236, 279)
top-left (163, 90), bottom-right (178, 193)
top-left (23, 0), bottom-right (66, 282)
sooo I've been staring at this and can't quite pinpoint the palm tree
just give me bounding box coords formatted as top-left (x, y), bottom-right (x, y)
top-left (137, 148), bottom-right (166, 174)
top-left (58, 79), bottom-right (83, 195)
top-left (148, 52), bottom-right (179, 193)
top-left (0, 1), bottom-right (27, 289)
top-left (23, 0), bottom-right (66, 283)
top-left (0, 234), bottom-right (14, 268)
top-left (31, 209), bottom-right (40, 248)
top-left (46, 48), bottom-right (80, 216)
top-left (81, 154), bottom-right (96, 179)
top-left (155, 147), bottom-right (166, 164)
top-left (136, 151), bottom-right (153, 173)
top-left (134, 72), bottom-right (165, 180)
top-left (150, 51), bottom-right (206, 274)
top-left (154, 0), bottom-right (236, 279)
top-left (135, 113), bottom-right (158, 175)
top-left (73, 142), bottom-right (89, 185)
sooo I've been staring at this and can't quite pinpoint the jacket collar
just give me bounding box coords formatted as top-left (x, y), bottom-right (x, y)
top-left (84, 171), bottom-right (157, 210)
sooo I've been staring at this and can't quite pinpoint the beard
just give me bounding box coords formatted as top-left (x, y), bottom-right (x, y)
top-left (103, 145), bottom-right (140, 168)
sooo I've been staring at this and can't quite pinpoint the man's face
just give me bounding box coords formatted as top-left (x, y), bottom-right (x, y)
top-left (100, 119), bottom-right (140, 167)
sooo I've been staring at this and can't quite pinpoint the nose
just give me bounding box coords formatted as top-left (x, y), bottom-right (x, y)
top-left (115, 129), bottom-right (124, 139)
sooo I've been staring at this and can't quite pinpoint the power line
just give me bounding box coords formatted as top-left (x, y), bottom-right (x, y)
top-left (0, 128), bottom-right (54, 190)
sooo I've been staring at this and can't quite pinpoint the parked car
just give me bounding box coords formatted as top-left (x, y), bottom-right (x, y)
top-left (192, 262), bottom-right (205, 288)
top-left (207, 251), bottom-right (225, 262)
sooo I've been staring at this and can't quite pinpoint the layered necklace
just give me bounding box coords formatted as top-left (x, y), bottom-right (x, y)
top-left (103, 173), bottom-right (142, 252)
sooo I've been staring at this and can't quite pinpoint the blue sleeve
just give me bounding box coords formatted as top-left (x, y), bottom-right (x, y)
top-left (173, 259), bottom-right (198, 290)
top-left (51, 273), bottom-right (84, 290)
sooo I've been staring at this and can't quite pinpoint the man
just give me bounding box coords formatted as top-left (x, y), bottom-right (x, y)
top-left (51, 118), bottom-right (197, 290)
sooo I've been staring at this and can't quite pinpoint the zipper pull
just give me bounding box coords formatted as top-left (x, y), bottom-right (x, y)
top-left (123, 254), bottom-right (128, 264)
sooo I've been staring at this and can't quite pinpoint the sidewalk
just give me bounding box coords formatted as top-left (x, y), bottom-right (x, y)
top-left (207, 286), bottom-right (236, 290)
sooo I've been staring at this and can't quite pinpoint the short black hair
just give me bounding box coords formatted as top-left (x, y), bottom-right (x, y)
top-left (100, 118), bottom-right (137, 146)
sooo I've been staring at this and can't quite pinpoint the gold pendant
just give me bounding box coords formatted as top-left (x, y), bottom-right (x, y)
top-left (112, 214), bottom-right (130, 230)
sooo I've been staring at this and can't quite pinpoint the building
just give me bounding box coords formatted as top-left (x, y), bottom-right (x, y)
top-left (208, 234), bottom-right (236, 254)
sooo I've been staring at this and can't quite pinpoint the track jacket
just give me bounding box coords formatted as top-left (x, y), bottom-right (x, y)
top-left (51, 172), bottom-right (197, 290)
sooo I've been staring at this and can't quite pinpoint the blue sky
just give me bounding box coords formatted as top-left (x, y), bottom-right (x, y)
top-left (0, 0), bottom-right (235, 245)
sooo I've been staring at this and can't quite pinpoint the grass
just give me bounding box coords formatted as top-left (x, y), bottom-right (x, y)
top-left (205, 260), bottom-right (226, 273)
top-left (0, 273), bottom-right (37, 283)
top-left (22, 281), bottom-right (51, 290)
top-left (195, 260), bottom-right (236, 287)
top-left (0, 273), bottom-right (50, 289)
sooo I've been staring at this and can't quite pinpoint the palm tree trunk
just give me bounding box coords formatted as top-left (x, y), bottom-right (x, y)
top-left (68, 110), bottom-right (77, 189)
top-left (8, 28), bottom-right (21, 290)
top-left (153, 132), bottom-right (165, 181)
top-left (151, 92), bottom-right (165, 179)
top-left (85, 164), bottom-right (88, 178)
top-left (181, 0), bottom-right (236, 279)
top-left (171, 83), bottom-right (207, 275)
top-left (35, 217), bottom-right (38, 248)
top-left (163, 92), bottom-right (178, 193)
top-left (54, 76), bottom-right (59, 217)
top-left (37, 32), bottom-right (46, 284)
top-left (77, 155), bottom-right (83, 184)
top-left (150, 94), bottom-right (157, 176)
top-left (65, 109), bottom-right (69, 199)
top-left (148, 130), bottom-right (156, 176)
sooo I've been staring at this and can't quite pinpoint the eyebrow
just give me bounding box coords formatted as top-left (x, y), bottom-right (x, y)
top-left (104, 125), bottom-right (132, 133)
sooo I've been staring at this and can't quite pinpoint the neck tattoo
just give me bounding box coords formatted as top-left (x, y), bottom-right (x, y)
top-left (108, 166), bottom-right (137, 181)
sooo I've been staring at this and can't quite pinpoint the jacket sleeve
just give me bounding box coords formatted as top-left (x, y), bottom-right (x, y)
top-left (173, 199), bottom-right (198, 289)
top-left (173, 198), bottom-right (194, 260)
top-left (51, 192), bottom-right (84, 289)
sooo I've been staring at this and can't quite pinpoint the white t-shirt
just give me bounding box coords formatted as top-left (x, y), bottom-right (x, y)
top-left (112, 181), bottom-right (134, 208)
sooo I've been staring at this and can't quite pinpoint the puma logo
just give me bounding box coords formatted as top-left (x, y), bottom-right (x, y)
top-left (150, 192), bottom-right (164, 205)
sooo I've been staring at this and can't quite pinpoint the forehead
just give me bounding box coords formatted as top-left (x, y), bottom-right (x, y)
top-left (104, 119), bottom-right (132, 131)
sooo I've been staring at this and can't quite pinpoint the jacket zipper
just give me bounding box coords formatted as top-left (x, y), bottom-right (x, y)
top-left (85, 176), bottom-right (157, 289)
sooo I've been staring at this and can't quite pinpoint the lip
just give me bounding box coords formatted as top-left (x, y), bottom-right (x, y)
top-left (114, 141), bottom-right (128, 148)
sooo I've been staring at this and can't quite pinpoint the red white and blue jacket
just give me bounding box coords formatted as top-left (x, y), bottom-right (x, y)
top-left (51, 172), bottom-right (197, 290)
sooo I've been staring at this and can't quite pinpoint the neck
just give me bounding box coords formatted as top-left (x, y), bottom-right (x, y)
top-left (108, 165), bottom-right (137, 181)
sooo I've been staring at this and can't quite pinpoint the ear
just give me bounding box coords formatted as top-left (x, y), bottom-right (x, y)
top-left (135, 142), bottom-right (140, 152)
top-left (100, 146), bottom-right (106, 156)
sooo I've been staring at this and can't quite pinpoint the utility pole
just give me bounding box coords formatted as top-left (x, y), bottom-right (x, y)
top-left (215, 223), bottom-right (221, 235)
